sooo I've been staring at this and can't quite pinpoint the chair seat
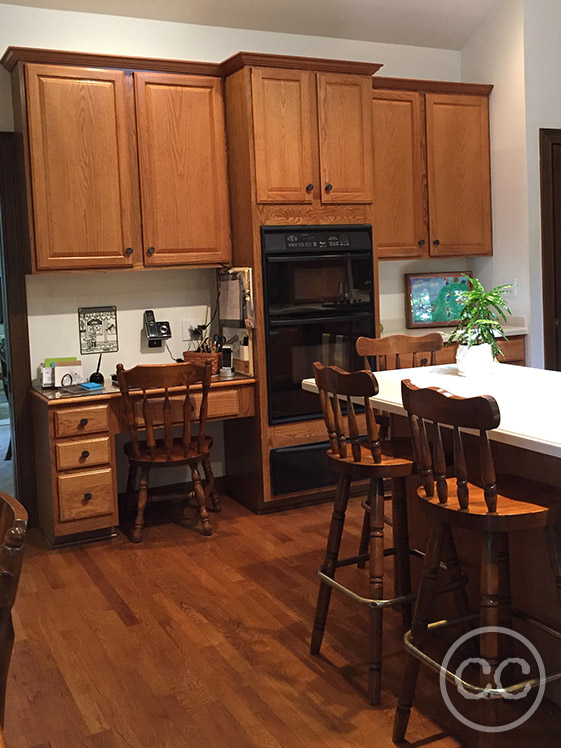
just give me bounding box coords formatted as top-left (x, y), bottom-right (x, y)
top-left (416, 474), bottom-right (561, 532)
top-left (328, 441), bottom-right (412, 479)
top-left (125, 435), bottom-right (213, 466)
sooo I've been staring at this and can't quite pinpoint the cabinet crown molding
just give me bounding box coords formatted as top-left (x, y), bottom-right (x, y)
top-left (220, 51), bottom-right (382, 77)
top-left (372, 75), bottom-right (493, 96)
top-left (1, 46), bottom-right (222, 76)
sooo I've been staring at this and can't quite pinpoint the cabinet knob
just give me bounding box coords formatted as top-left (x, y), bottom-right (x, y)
top-left (125, 247), bottom-right (133, 256)
top-left (79, 418), bottom-right (88, 426)
top-left (325, 183), bottom-right (333, 193)
top-left (306, 183), bottom-right (314, 192)
top-left (147, 246), bottom-right (156, 256)
top-left (418, 239), bottom-right (425, 246)
top-left (81, 450), bottom-right (90, 459)
top-left (420, 358), bottom-right (428, 366)
top-left (433, 239), bottom-right (440, 246)
top-left (83, 493), bottom-right (92, 502)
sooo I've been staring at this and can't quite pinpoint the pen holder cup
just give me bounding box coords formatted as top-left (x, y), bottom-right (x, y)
top-left (182, 351), bottom-right (222, 375)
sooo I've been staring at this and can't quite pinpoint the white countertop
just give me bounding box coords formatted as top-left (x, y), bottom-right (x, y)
top-left (379, 323), bottom-right (528, 341)
top-left (302, 363), bottom-right (561, 459)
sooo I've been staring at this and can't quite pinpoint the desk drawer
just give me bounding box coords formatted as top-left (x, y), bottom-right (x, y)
top-left (134, 388), bottom-right (245, 425)
top-left (58, 467), bottom-right (114, 521)
top-left (55, 405), bottom-right (109, 437)
top-left (55, 436), bottom-right (111, 471)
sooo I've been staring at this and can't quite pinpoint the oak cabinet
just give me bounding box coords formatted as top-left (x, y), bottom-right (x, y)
top-left (19, 62), bottom-right (231, 271)
top-left (372, 84), bottom-right (492, 259)
top-left (134, 72), bottom-right (231, 266)
top-left (25, 64), bottom-right (140, 270)
top-left (251, 68), bottom-right (373, 205)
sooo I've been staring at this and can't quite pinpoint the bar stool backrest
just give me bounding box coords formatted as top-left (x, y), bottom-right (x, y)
top-left (401, 378), bottom-right (501, 512)
top-left (356, 333), bottom-right (443, 371)
top-left (313, 361), bottom-right (382, 463)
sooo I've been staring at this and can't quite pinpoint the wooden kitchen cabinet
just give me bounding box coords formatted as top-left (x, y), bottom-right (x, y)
top-left (371, 80), bottom-right (493, 259)
top-left (8, 51), bottom-right (231, 271)
top-left (251, 66), bottom-right (375, 205)
top-left (134, 72), bottom-right (231, 266)
top-left (25, 64), bottom-right (140, 270)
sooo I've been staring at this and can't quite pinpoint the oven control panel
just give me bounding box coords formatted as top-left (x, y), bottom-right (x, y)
top-left (285, 232), bottom-right (351, 249)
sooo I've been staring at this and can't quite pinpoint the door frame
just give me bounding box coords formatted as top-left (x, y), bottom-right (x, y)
top-left (0, 132), bottom-right (35, 517)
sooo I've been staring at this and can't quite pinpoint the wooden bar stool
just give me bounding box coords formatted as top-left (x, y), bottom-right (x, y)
top-left (355, 333), bottom-right (444, 566)
top-left (393, 379), bottom-right (561, 746)
top-left (311, 361), bottom-right (415, 705)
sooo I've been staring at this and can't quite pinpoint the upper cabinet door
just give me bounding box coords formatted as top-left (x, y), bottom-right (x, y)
top-left (251, 68), bottom-right (314, 204)
top-left (25, 64), bottom-right (140, 270)
top-left (135, 72), bottom-right (231, 266)
top-left (425, 93), bottom-right (492, 257)
top-left (372, 90), bottom-right (428, 258)
top-left (317, 73), bottom-right (373, 204)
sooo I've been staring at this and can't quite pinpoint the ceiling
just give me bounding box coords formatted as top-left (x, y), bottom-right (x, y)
top-left (0, 0), bottom-right (499, 50)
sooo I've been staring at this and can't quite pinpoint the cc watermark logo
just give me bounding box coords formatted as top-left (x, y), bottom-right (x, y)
top-left (439, 626), bottom-right (546, 733)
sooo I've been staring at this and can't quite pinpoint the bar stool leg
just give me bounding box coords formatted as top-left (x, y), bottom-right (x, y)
top-left (479, 531), bottom-right (499, 748)
top-left (498, 532), bottom-right (512, 662)
top-left (132, 466), bottom-right (150, 543)
top-left (392, 476), bottom-right (412, 629)
top-left (442, 525), bottom-right (471, 621)
top-left (357, 506), bottom-right (370, 569)
top-left (369, 478), bottom-right (385, 705)
top-left (311, 473), bottom-right (352, 655)
top-left (393, 522), bottom-right (445, 743)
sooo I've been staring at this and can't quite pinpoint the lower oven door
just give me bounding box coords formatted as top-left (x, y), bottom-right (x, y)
top-left (266, 314), bottom-right (373, 423)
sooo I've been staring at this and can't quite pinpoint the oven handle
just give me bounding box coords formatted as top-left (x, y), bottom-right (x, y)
top-left (266, 252), bottom-right (372, 263)
top-left (269, 313), bottom-right (372, 326)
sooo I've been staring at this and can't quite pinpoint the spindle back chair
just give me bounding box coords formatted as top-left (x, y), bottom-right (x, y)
top-left (117, 361), bottom-right (217, 542)
top-left (394, 379), bottom-right (561, 747)
top-left (311, 362), bottom-right (413, 705)
top-left (0, 492), bottom-right (27, 726)
top-left (356, 332), bottom-right (443, 372)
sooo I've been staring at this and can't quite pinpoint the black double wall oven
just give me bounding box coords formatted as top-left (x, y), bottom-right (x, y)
top-left (262, 225), bottom-right (375, 497)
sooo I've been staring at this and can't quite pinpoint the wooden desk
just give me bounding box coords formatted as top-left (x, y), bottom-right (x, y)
top-left (31, 375), bottom-right (255, 545)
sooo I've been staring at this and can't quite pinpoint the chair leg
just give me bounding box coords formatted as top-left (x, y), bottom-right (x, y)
top-left (357, 505), bottom-right (370, 569)
top-left (311, 473), bottom-right (351, 655)
top-left (132, 467), bottom-right (150, 543)
top-left (202, 456), bottom-right (221, 513)
top-left (442, 525), bottom-right (471, 620)
top-left (369, 478), bottom-right (385, 706)
top-left (392, 476), bottom-right (412, 629)
top-left (192, 464), bottom-right (212, 536)
top-left (478, 531), bottom-right (499, 748)
top-left (393, 522), bottom-right (445, 743)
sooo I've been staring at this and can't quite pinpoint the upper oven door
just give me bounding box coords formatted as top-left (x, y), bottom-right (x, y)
top-left (263, 250), bottom-right (374, 319)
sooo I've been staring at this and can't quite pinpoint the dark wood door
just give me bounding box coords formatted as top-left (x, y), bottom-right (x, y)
top-left (540, 128), bottom-right (561, 369)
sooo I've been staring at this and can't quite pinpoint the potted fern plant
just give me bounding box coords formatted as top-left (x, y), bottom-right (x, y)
top-left (447, 276), bottom-right (512, 376)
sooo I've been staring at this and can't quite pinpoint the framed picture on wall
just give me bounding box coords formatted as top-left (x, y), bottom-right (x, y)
top-left (405, 271), bottom-right (472, 328)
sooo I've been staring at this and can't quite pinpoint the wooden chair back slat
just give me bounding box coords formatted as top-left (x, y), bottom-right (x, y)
top-left (313, 362), bottom-right (381, 462)
top-left (357, 333), bottom-right (443, 372)
top-left (402, 379), bottom-right (501, 513)
top-left (116, 362), bottom-right (212, 463)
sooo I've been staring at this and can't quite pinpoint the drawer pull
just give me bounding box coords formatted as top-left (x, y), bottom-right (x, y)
top-left (325, 183), bottom-right (333, 193)
top-left (83, 492), bottom-right (92, 502)
top-left (81, 450), bottom-right (90, 459)
top-left (80, 418), bottom-right (88, 426)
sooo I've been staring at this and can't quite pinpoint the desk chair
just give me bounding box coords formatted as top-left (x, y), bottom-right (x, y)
top-left (116, 361), bottom-right (217, 543)
top-left (394, 380), bottom-right (561, 746)
top-left (0, 492), bottom-right (27, 727)
top-left (311, 362), bottom-right (414, 705)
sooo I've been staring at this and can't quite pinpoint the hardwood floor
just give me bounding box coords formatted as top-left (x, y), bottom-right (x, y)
top-left (6, 495), bottom-right (561, 747)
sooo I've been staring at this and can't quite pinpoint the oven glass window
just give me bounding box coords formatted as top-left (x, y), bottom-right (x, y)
top-left (267, 316), bottom-right (372, 423)
top-left (265, 254), bottom-right (373, 318)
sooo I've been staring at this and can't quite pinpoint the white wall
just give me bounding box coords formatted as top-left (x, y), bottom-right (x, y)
top-left (461, 0), bottom-right (530, 352)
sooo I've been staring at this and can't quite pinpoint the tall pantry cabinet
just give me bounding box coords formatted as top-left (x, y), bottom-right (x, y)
top-left (221, 53), bottom-right (381, 512)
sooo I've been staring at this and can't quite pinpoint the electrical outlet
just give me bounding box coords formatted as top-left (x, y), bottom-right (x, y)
top-left (182, 320), bottom-right (200, 341)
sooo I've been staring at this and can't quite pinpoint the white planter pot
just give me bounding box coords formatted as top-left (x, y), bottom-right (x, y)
top-left (456, 343), bottom-right (495, 377)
